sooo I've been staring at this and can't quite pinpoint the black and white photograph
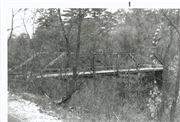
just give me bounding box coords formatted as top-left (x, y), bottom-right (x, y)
top-left (1, 1), bottom-right (180, 122)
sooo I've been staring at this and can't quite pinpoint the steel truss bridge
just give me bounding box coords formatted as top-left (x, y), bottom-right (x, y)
top-left (9, 52), bottom-right (163, 79)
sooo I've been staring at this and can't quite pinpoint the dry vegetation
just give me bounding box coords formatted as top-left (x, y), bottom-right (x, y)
top-left (8, 67), bottom-right (180, 122)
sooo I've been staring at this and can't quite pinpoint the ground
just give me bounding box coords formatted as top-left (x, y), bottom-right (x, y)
top-left (8, 93), bottom-right (61, 122)
top-left (8, 114), bottom-right (23, 122)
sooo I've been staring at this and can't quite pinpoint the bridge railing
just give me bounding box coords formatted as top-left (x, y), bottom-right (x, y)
top-left (44, 52), bottom-right (157, 74)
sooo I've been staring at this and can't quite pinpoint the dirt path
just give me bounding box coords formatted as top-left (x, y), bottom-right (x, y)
top-left (8, 93), bottom-right (61, 122)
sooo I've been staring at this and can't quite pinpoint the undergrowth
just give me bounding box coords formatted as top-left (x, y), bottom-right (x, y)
top-left (8, 73), bottom-right (180, 122)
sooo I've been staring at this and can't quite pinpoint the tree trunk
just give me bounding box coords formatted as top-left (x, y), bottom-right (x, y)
top-left (169, 9), bottom-right (180, 122)
top-left (73, 9), bottom-right (83, 80)
top-left (158, 25), bottom-right (173, 122)
top-left (159, 10), bottom-right (180, 122)
top-left (169, 36), bottom-right (180, 122)
top-left (57, 8), bottom-right (71, 69)
top-left (8, 9), bottom-right (14, 45)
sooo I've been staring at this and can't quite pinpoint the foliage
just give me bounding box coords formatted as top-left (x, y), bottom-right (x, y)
top-left (147, 85), bottom-right (162, 120)
top-left (8, 33), bottom-right (31, 70)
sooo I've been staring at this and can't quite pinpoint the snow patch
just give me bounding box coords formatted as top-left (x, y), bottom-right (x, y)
top-left (8, 93), bottom-right (62, 122)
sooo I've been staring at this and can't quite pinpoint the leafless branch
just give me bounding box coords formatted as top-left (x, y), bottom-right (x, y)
top-left (8, 9), bottom-right (14, 45)
top-left (82, 9), bottom-right (89, 16)
top-left (57, 8), bottom-right (68, 40)
top-left (19, 13), bottom-right (31, 39)
top-left (161, 10), bottom-right (180, 35)
top-left (14, 8), bottom-right (22, 16)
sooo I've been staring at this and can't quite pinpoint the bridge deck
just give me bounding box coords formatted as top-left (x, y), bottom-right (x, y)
top-left (37, 67), bottom-right (163, 78)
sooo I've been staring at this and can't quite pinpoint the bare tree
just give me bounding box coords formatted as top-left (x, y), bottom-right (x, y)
top-left (165, 10), bottom-right (180, 122)
top-left (18, 9), bottom-right (46, 81)
top-left (158, 9), bottom-right (180, 122)
top-left (8, 8), bottom-right (22, 45)
top-left (57, 8), bottom-right (73, 69)
top-left (170, 35), bottom-right (180, 122)
top-left (72, 9), bottom-right (84, 80)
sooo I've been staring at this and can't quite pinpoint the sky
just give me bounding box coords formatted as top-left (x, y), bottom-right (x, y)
top-left (7, 8), bottom-right (38, 38)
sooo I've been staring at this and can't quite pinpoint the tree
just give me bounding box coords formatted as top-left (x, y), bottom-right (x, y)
top-left (57, 8), bottom-right (73, 69)
top-left (53, 8), bottom-right (115, 103)
top-left (162, 9), bottom-right (180, 122)
top-left (8, 8), bottom-right (22, 45)
top-left (155, 9), bottom-right (180, 122)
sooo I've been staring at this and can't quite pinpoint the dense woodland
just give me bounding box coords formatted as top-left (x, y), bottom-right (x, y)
top-left (8, 8), bottom-right (180, 122)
